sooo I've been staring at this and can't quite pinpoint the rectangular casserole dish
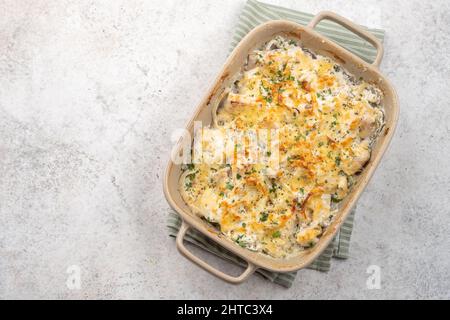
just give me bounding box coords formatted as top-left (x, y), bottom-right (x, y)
top-left (163, 11), bottom-right (399, 284)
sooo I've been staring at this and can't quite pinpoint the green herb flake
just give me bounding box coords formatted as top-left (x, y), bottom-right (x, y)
top-left (331, 196), bottom-right (342, 203)
top-left (260, 212), bottom-right (269, 222)
top-left (235, 234), bottom-right (246, 247)
top-left (272, 230), bottom-right (281, 238)
top-left (269, 184), bottom-right (277, 193)
top-left (263, 95), bottom-right (273, 103)
top-left (335, 156), bottom-right (341, 166)
top-left (186, 172), bottom-right (196, 180)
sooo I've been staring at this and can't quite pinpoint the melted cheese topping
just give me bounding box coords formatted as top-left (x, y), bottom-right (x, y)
top-left (180, 36), bottom-right (384, 258)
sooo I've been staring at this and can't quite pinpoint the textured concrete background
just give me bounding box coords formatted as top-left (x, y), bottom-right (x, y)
top-left (0, 0), bottom-right (449, 299)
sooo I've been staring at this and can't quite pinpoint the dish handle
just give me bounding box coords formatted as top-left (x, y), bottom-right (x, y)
top-left (176, 221), bottom-right (256, 284)
top-left (307, 11), bottom-right (383, 68)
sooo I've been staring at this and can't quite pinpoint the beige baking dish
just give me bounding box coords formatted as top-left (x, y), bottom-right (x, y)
top-left (163, 11), bottom-right (399, 284)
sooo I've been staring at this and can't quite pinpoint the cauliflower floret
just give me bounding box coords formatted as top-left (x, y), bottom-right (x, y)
top-left (304, 194), bottom-right (332, 221)
top-left (342, 140), bottom-right (370, 175)
top-left (296, 226), bottom-right (322, 247)
top-left (359, 108), bottom-right (383, 139)
top-left (198, 188), bottom-right (221, 223)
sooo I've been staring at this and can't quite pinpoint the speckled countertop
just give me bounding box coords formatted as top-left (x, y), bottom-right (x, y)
top-left (0, 0), bottom-right (449, 299)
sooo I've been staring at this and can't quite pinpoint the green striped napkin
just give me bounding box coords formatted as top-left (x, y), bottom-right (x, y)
top-left (167, 0), bottom-right (384, 288)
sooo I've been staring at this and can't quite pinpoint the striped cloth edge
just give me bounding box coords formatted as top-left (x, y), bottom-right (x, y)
top-left (230, 0), bottom-right (384, 62)
top-left (167, 0), bottom-right (384, 288)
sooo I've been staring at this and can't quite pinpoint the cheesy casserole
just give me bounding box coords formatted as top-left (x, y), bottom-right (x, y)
top-left (180, 36), bottom-right (384, 258)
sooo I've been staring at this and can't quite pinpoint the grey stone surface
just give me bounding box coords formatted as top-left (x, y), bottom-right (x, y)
top-left (0, 0), bottom-right (449, 299)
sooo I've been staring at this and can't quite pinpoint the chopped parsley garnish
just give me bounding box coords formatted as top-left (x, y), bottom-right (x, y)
top-left (260, 83), bottom-right (272, 103)
top-left (184, 172), bottom-right (196, 189)
top-left (235, 235), bottom-right (246, 247)
top-left (335, 156), bottom-right (341, 166)
top-left (331, 195), bottom-right (342, 203)
top-left (287, 155), bottom-right (300, 163)
top-left (263, 95), bottom-right (273, 103)
top-left (260, 212), bottom-right (269, 222)
top-left (236, 173), bottom-right (242, 180)
top-left (272, 231), bottom-right (281, 238)
top-left (269, 183), bottom-right (277, 193)
top-left (186, 172), bottom-right (196, 180)
top-left (186, 163), bottom-right (195, 170)
top-left (226, 182), bottom-right (234, 190)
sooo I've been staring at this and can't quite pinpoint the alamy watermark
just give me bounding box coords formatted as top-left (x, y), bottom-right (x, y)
top-left (66, 265), bottom-right (81, 290)
top-left (171, 121), bottom-right (281, 169)
top-left (366, 265), bottom-right (381, 289)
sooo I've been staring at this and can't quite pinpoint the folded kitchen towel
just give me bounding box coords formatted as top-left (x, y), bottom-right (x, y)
top-left (167, 0), bottom-right (384, 288)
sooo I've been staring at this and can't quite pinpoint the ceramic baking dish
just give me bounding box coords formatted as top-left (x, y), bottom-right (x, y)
top-left (163, 11), bottom-right (399, 284)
